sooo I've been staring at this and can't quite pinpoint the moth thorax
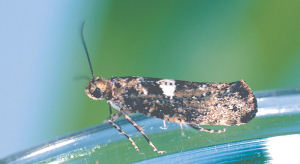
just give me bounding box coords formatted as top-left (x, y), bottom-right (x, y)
top-left (85, 77), bottom-right (110, 100)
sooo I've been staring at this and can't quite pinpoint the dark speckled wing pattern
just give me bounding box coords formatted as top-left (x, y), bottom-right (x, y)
top-left (109, 77), bottom-right (257, 126)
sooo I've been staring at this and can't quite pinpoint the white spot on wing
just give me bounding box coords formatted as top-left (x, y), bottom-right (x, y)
top-left (142, 88), bottom-right (148, 95)
top-left (157, 79), bottom-right (176, 99)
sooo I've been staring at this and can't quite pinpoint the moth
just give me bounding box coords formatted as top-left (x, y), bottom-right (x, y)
top-left (81, 23), bottom-right (258, 154)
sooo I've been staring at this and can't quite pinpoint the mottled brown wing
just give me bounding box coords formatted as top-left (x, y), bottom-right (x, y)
top-left (110, 77), bottom-right (257, 126)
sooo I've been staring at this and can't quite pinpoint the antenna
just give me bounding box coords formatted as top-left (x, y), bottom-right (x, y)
top-left (81, 21), bottom-right (95, 80)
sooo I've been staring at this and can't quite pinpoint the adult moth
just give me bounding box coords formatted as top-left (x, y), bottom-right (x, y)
top-left (81, 23), bottom-right (257, 154)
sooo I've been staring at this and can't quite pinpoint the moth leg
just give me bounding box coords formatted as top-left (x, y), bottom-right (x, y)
top-left (180, 123), bottom-right (185, 136)
top-left (107, 119), bottom-right (140, 153)
top-left (160, 120), bottom-right (167, 130)
top-left (103, 106), bottom-right (122, 123)
top-left (120, 111), bottom-right (166, 154)
top-left (110, 112), bottom-right (122, 121)
top-left (190, 124), bottom-right (226, 134)
top-left (107, 105), bottom-right (140, 153)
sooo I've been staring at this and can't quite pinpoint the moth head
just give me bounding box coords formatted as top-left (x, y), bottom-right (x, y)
top-left (81, 23), bottom-right (111, 100)
top-left (85, 77), bottom-right (106, 100)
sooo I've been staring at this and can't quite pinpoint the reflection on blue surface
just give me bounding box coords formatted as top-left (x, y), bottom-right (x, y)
top-left (137, 136), bottom-right (269, 164)
top-left (137, 134), bottom-right (300, 164)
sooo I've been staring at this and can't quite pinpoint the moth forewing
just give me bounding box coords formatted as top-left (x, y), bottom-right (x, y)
top-left (99, 77), bottom-right (257, 126)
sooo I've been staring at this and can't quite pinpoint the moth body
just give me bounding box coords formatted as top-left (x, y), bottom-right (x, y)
top-left (85, 77), bottom-right (257, 126)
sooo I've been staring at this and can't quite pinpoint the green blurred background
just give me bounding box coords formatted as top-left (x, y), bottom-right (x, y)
top-left (1, 0), bottom-right (300, 158)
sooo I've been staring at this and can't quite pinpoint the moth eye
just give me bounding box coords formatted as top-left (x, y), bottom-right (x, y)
top-left (91, 87), bottom-right (102, 98)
